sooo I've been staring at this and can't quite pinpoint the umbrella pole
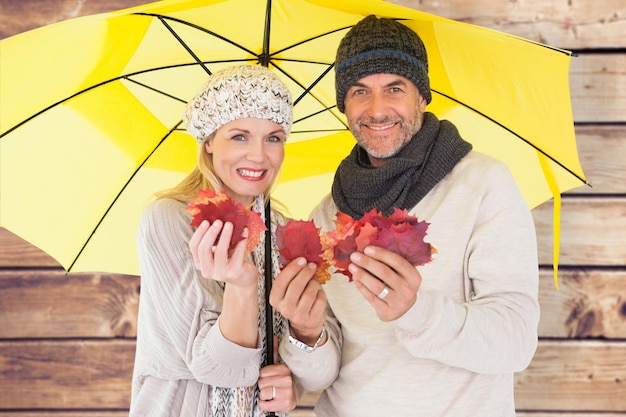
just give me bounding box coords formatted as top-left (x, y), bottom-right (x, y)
top-left (264, 200), bottom-right (277, 417)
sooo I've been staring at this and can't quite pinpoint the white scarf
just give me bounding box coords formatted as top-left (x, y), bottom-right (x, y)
top-left (210, 195), bottom-right (287, 417)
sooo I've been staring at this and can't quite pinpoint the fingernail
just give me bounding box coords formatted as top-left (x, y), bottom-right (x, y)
top-left (364, 246), bottom-right (375, 256)
top-left (297, 257), bottom-right (306, 266)
top-left (350, 252), bottom-right (361, 262)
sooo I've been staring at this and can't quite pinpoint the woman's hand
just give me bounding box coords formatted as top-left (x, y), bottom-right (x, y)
top-left (257, 364), bottom-right (297, 413)
top-left (270, 257), bottom-right (327, 344)
top-left (189, 219), bottom-right (258, 287)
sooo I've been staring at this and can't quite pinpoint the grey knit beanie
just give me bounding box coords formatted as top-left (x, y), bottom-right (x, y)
top-left (184, 65), bottom-right (293, 143)
top-left (335, 15), bottom-right (431, 113)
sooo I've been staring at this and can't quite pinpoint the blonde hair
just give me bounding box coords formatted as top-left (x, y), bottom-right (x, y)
top-left (156, 135), bottom-right (288, 215)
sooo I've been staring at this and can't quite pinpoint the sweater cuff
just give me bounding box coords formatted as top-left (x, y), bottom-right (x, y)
top-left (393, 287), bottom-right (435, 334)
top-left (203, 318), bottom-right (263, 366)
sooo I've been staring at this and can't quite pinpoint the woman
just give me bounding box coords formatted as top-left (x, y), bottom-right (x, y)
top-left (129, 65), bottom-right (296, 417)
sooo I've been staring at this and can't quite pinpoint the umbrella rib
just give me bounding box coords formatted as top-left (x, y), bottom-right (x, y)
top-left (433, 89), bottom-right (586, 185)
top-left (66, 123), bottom-right (183, 273)
top-left (124, 77), bottom-right (188, 104)
top-left (157, 16), bottom-right (211, 75)
top-left (269, 63), bottom-right (347, 129)
top-left (134, 12), bottom-right (260, 60)
top-left (269, 26), bottom-right (353, 57)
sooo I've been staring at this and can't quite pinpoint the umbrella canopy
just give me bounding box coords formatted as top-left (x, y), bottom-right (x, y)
top-left (0, 0), bottom-right (586, 276)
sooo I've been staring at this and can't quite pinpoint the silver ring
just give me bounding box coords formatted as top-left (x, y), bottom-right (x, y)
top-left (271, 385), bottom-right (276, 400)
top-left (377, 286), bottom-right (390, 300)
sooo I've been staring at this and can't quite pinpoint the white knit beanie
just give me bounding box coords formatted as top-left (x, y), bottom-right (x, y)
top-left (184, 65), bottom-right (293, 143)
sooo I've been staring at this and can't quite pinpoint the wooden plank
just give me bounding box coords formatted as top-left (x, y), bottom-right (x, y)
top-left (0, 0), bottom-right (148, 39)
top-left (517, 411), bottom-right (626, 417)
top-left (392, 0), bottom-right (626, 49)
top-left (4, 194), bottom-right (626, 273)
top-left (533, 197), bottom-right (626, 266)
top-left (0, 271), bottom-right (139, 338)
top-left (515, 341), bottom-right (626, 411)
top-left (299, 342), bottom-right (626, 411)
top-left (4, 411), bottom-right (626, 417)
top-left (0, 411), bottom-right (316, 417)
top-left (1, 269), bottom-right (624, 341)
top-left (570, 53), bottom-right (626, 123)
top-left (1, 413), bottom-right (129, 417)
top-left (573, 125), bottom-right (626, 195)
top-left (1, 340), bottom-right (625, 411)
top-left (0, 340), bottom-right (135, 409)
top-left (538, 269), bottom-right (626, 338)
top-left (0, 228), bottom-right (61, 268)
top-left (2, 0), bottom-right (623, 50)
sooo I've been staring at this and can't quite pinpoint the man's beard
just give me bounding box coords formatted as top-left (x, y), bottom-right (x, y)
top-left (349, 112), bottom-right (422, 160)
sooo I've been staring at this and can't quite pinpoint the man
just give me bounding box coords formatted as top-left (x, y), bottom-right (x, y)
top-left (271, 15), bottom-right (539, 417)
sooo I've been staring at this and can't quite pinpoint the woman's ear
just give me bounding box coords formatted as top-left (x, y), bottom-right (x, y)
top-left (204, 140), bottom-right (213, 154)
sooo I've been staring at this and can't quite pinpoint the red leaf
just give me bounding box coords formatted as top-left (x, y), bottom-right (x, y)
top-left (323, 208), bottom-right (436, 279)
top-left (186, 189), bottom-right (266, 252)
top-left (275, 219), bottom-right (332, 284)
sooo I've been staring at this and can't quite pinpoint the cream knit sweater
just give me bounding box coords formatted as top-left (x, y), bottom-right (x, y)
top-left (280, 151), bottom-right (540, 417)
top-left (129, 198), bottom-right (267, 417)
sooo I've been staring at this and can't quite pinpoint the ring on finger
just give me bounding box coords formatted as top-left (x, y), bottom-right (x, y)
top-left (377, 286), bottom-right (390, 300)
top-left (271, 385), bottom-right (276, 400)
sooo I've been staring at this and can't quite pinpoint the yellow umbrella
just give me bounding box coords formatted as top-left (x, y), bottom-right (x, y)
top-left (0, 0), bottom-right (586, 280)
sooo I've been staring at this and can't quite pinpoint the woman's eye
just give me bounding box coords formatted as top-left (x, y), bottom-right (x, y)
top-left (231, 134), bottom-right (246, 141)
top-left (268, 135), bottom-right (284, 143)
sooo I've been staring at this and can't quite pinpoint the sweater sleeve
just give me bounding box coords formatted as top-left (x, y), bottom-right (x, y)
top-left (394, 158), bottom-right (540, 374)
top-left (136, 198), bottom-right (262, 387)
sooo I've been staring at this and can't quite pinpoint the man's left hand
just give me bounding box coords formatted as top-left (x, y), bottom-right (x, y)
top-left (348, 246), bottom-right (423, 321)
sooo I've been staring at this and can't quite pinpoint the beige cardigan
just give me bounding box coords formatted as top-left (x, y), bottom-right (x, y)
top-left (129, 198), bottom-right (269, 417)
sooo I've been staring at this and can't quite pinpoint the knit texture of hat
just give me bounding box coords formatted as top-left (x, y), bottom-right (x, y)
top-left (335, 15), bottom-right (431, 113)
top-left (184, 65), bottom-right (293, 143)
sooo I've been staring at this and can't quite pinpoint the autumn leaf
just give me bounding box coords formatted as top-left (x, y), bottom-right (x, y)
top-left (186, 188), bottom-right (266, 252)
top-left (275, 219), bottom-right (332, 284)
top-left (323, 208), bottom-right (436, 280)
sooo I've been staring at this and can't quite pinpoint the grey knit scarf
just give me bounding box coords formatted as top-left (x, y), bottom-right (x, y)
top-left (332, 112), bottom-right (472, 219)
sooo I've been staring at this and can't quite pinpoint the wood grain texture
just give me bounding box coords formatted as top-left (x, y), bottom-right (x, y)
top-left (538, 269), bottom-right (626, 339)
top-left (0, 340), bottom-right (135, 409)
top-left (0, 0), bottom-right (624, 416)
top-left (0, 271), bottom-right (139, 338)
top-left (392, 0), bottom-right (626, 49)
top-left (2, 340), bottom-right (624, 411)
top-left (1, 269), bottom-right (624, 340)
top-left (515, 341), bottom-right (626, 411)
top-left (533, 198), bottom-right (626, 266)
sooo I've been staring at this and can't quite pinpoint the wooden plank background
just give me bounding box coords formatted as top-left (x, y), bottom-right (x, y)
top-left (1, 0), bottom-right (625, 415)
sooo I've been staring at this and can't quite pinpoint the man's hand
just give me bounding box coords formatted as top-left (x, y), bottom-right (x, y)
top-left (349, 246), bottom-right (423, 321)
